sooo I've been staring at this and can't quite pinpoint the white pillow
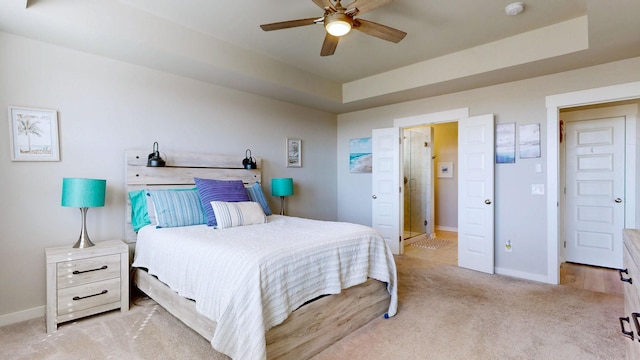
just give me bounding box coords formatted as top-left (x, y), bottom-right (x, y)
top-left (210, 201), bottom-right (267, 229)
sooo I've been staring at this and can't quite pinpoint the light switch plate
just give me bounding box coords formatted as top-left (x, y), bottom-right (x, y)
top-left (535, 163), bottom-right (542, 173)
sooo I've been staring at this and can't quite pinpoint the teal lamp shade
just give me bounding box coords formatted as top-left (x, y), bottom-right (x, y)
top-left (62, 178), bottom-right (106, 208)
top-left (61, 178), bottom-right (106, 248)
top-left (271, 178), bottom-right (294, 215)
top-left (271, 178), bottom-right (294, 197)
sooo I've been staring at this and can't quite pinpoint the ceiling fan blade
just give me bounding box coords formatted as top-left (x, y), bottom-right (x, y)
top-left (320, 34), bottom-right (340, 56)
top-left (312, 0), bottom-right (336, 11)
top-left (353, 18), bottom-right (406, 43)
top-left (260, 18), bottom-right (319, 31)
top-left (346, 0), bottom-right (393, 15)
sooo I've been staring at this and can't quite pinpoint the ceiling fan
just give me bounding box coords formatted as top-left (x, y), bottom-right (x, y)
top-left (260, 0), bottom-right (406, 56)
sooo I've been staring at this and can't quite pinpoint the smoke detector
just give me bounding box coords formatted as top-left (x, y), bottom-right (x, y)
top-left (505, 2), bottom-right (525, 16)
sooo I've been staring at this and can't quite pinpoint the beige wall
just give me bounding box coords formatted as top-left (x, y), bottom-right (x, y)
top-left (337, 56), bottom-right (640, 280)
top-left (0, 32), bottom-right (337, 321)
top-left (433, 122), bottom-right (458, 231)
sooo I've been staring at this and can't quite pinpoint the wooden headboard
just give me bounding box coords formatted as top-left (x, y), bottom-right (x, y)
top-left (125, 150), bottom-right (262, 242)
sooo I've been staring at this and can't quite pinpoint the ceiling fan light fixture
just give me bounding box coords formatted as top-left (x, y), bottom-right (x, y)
top-left (325, 13), bottom-right (352, 37)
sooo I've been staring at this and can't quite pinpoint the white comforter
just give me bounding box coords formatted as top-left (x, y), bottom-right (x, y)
top-left (132, 215), bottom-right (398, 360)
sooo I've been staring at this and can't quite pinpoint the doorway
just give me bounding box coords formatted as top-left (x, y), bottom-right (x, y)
top-left (374, 108), bottom-right (495, 273)
top-left (546, 81), bottom-right (640, 284)
top-left (560, 106), bottom-right (630, 270)
top-left (401, 123), bottom-right (459, 263)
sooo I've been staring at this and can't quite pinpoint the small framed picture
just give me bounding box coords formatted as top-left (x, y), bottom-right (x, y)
top-left (287, 138), bottom-right (301, 167)
top-left (437, 162), bottom-right (453, 178)
top-left (496, 122), bottom-right (516, 164)
top-left (519, 123), bottom-right (541, 159)
top-left (8, 106), bottom-right (60, 161)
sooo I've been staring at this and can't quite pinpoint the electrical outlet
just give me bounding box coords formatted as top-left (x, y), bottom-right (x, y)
top-left (505, 240), bottom-right (512, 252)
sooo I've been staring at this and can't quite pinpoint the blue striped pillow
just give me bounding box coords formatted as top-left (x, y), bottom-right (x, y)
top-left (245, 182), bottom-right (272, 216)
top-left (148, 189), bottom-right (206, 228)
top-left (194, 178), bottom-right (250, 226)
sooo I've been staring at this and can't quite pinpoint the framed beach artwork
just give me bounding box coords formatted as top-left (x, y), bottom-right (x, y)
top-left (349, 137), bottom-right (372, 173)
top-left (496, 122), bottom-right (516, 164)
top-left (286, 138), bottom-right (302, 167)
top-left (8, 106), bottom-right (60, 161)
top-left (519, 123), bottom-right (541, 158)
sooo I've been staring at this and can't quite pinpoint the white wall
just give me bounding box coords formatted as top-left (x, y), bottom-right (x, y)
top-left (337, 56), bottom-right (640, 280)
top-left (0, 32), bottom-right (337, 321)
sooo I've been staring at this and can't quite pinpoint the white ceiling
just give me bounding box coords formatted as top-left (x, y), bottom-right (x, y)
top-left (1, 0), bottom-right (640, 113)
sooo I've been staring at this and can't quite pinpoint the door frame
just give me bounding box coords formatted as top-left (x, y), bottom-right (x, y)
top-left (546, 81), bottom-right (640, 284)
top-left (394, 107), bottom-right (470, 248)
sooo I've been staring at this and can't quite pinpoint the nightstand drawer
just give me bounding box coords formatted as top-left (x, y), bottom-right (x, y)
top-left (57, 277), bottom-right (121, 316)
top-left (57, 254), bottom-right (120, 289)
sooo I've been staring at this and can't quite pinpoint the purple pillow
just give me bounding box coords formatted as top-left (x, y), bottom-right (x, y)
top-left (194, 178), bottom-right (250, 226)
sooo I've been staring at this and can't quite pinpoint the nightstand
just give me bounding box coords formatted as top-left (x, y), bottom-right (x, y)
top-left (45, 240), bottom-right (129, 333)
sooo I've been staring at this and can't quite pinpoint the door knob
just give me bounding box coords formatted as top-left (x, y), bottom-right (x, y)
top-left (615, 198), bottom-right (622, 203)
top-left (372, 195), bottom-right (377, 199)
top-left (484, 199), bottom-right (492, 205)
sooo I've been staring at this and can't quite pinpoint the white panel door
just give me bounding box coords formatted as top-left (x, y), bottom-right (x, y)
top-left (565, 117), bottom-right (625, 269)
top-left (458, 114), bottom-right (495, 274)
top-left (372, 127), bottom-right (402, 255)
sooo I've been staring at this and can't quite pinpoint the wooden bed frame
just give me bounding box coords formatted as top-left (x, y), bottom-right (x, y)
top-left (125, 150), bottom-right (392, 359)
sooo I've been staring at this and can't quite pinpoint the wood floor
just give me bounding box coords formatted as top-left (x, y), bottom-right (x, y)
top-left (560, 262), bottom-right (623, 296)
top-left (404, 231), bottom-right (457, 266)
top-left (403, 230), bottom-right (623, 296)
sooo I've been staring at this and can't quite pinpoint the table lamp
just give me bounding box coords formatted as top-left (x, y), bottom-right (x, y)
top-left (61, 178), bottom-right (106, 248)
top-left (271, 178), bottom-right (293, 216)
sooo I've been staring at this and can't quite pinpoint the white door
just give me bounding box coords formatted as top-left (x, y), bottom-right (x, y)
top-left (372, 127), bottom-right (402, 254)
top-left (564, 116), bottom-right (625, 269)
top-left (458, 114), bottom-right (495, 274)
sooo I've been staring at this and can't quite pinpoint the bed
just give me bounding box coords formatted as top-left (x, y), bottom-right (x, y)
top-left (125, 150), bottom-right (398, 360)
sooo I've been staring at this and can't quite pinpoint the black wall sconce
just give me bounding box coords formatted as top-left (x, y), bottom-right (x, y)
top-left (242, 149), bottom-right (257, 169)
top-left (147, 142), bottom-right (166, 167)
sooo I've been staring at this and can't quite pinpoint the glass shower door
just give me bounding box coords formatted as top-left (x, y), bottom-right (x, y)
top-left (403, 127), bottom-right (433, 239)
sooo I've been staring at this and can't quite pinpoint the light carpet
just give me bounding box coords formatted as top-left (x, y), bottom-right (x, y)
top-left (0, 255), bottom-right (625, 360)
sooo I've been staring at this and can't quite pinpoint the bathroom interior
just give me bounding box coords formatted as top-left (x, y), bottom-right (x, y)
top-left (402, 122), bottom-right (459, 261)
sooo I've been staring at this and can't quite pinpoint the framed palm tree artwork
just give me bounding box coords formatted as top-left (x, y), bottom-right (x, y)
top-left (8, 106), bottom-right (60, 161)
top-left (286, 138), bottom-right (301, 167)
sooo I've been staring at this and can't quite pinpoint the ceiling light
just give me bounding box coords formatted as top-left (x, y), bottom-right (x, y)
top-left (505, 2), bottom-right (525, 16)
top-left (325, 13), bottom-right (352, 37)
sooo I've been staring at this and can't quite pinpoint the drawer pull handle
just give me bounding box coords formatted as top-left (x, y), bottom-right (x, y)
top-left (619, 268), bottom-right (633, 284)
top-left (620, 317), bottom-right (634, 340)
top-left (73, 290), bottom-right (108, 301)
top-left (72, 265), bottom-right (108, 275)
top-left (633, 313), bottom-right (640, 340)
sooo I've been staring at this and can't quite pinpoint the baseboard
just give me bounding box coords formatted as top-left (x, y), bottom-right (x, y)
top-left (435, 226), bottom-right (458, 232)
top-left (0, 306), bottom-right (44, 327)
top-left (494, 267), bottom-right (552, 284)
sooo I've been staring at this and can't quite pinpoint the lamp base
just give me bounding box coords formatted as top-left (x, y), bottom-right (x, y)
top-left (73, 208), bottom-right (95, 248)
top-left (280, 196), bottom-right (286, 216)
top-left (73, 235), bottom-right (95, 248)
